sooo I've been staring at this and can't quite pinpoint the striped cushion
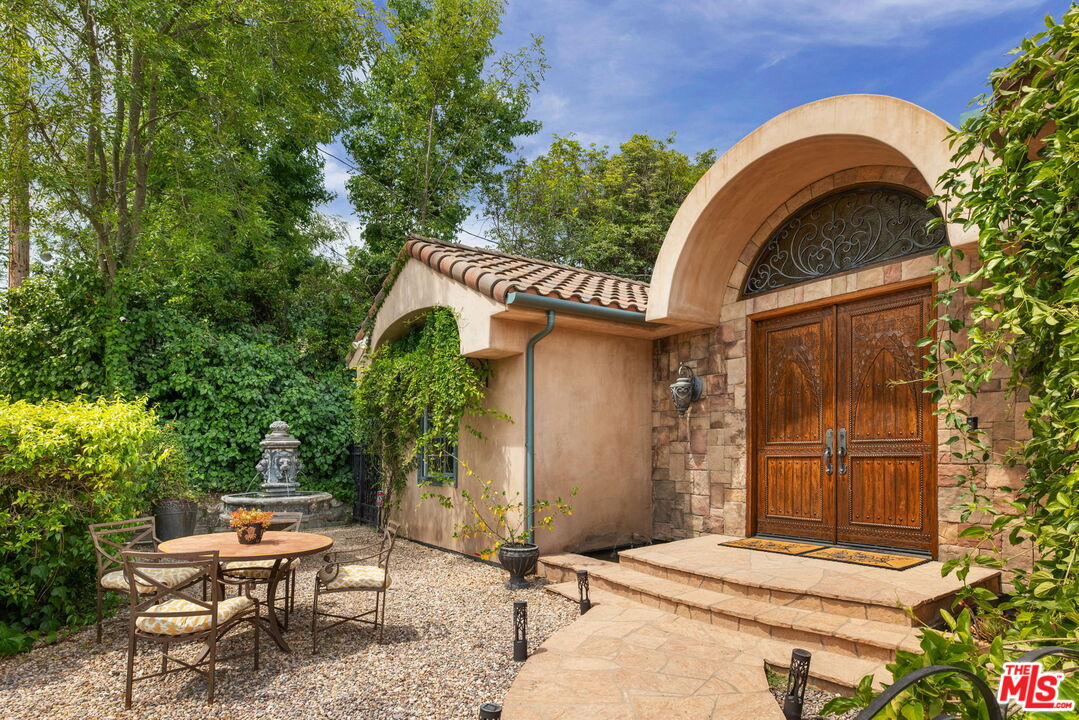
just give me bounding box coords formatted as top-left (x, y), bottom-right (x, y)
top-left (220, 558), bottom-right (293, 580)
top-left (101, 566), bottom-right (201, 594)
top-left (135, 596), bottom-right (254, 636)
top-left (323, 564), bottom-right (390, 590)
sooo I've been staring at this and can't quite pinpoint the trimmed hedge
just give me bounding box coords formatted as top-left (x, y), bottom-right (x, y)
top-left (0, 397), bottom-right (185, 654)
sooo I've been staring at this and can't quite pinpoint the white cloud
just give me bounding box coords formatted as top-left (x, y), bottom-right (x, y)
top-left (320, 147), bottom-right (352, 201)
top-left (681, 0), bottom-right (1042, 48)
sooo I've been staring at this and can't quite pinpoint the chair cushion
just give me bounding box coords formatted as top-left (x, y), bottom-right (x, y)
top-left (323, 564), bottom-right (390, 590)
top-left (220, 558), bottom-right (293, 580)
top-left (100, 566), bottom-right (201, 594)
top-left (135, 596), bottom-right (254, 636)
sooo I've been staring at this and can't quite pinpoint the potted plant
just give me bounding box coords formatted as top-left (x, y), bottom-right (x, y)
top-left (229, 508), bottom-right (274, 544)
top-left (148, 438), bottom-right (199, 542)
top-left (424, 466), bottom-right (576, 589)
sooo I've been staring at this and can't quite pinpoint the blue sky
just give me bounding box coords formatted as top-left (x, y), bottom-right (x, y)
top-left (319, 0), bottom-right (1069, 246)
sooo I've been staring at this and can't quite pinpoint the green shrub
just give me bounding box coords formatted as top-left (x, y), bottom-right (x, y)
top-left (0, 396), bottom-right (183, 654)
top-left (127, 311), bottom-right (354, 498)
top-left (0, 270), bottom-right (355, 501)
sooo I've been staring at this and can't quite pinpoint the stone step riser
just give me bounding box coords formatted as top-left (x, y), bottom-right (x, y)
top-left (620, 554), bottom-right (914, 626)
top-left (541, 582), bottom-right (890, 693)
top-left (587, 573), bottom-right (899, 663)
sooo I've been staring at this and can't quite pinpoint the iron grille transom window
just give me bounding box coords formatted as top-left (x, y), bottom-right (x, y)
top-left (742, 186), bottom-right (946, 296)
top-left (418, 410), bottom-right (457, 485)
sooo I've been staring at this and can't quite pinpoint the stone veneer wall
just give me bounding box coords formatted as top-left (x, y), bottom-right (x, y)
top-left (650, 165), bottom-right (1028, 561)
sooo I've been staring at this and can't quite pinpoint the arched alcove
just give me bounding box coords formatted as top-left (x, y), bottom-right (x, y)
top-left (647, 95), bottom-right (975, 325)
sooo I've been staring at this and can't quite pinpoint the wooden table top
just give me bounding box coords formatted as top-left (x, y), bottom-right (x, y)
top-left (158, 531), bottom-right (334, 561)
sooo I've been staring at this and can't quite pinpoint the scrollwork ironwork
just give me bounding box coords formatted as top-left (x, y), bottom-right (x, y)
top-left (743, 187), bottom-right (945, 296)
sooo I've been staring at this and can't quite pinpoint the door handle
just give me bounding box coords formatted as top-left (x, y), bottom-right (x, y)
top-left (824, 429), bottom-right (834, 475)
top-left (838, 428), bottom-right (847, 475)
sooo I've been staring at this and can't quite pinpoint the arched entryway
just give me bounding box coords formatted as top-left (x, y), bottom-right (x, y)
top-left (748, 185), bottom-right (944, 554)
top-left (646, 95), bottom-right (972, 557)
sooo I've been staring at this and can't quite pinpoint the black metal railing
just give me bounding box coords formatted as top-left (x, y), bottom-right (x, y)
top-left (853, 646), bottom-right (1079, 720)
top-left (350, 444), bottom-right (381, 525)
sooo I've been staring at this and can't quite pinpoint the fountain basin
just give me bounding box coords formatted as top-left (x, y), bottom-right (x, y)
top-left (220, 490), bottom-right (344, 529)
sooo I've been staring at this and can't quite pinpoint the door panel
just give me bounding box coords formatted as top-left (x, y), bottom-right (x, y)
top-left (836, 288), bottom-right (935, 552)
top-left (753, 309), bottom-right (835, 542)
top-left (750, 283), bottom-right (937, 555)
top-left (764, 457), bottom-right (824, 520)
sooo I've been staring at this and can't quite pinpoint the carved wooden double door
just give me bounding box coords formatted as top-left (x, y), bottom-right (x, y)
top-left (751, 285), bottom-right (936, 554)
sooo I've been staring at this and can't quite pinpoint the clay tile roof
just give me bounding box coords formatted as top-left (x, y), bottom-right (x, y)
top-left (353, 235), bottom-right (650, 345)
top-left (400, 235), bottom-right (649, 313)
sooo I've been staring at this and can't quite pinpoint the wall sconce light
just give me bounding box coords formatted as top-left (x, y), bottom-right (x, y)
top-left (669, 363), bottom-right (702, 416)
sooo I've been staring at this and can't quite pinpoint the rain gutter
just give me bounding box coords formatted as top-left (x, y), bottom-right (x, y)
top-left (506, 291), bottom-right (651, 542)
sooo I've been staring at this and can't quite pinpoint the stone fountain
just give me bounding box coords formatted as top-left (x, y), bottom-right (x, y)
top-left (220, 421), bottom-right (342, 528)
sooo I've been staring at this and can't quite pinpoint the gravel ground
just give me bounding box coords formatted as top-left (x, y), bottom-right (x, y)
top-left (0, 525), bottom-right (578, 720)
top-left (769, 687), bottom-right (858, 720)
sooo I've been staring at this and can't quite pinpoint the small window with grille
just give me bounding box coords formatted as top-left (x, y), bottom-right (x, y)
top-left (418, 409), bottom-right (457, 485)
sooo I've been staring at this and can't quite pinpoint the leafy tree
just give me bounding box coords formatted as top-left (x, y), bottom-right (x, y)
top-left (1, 0), bottom-right (31, 290)
top-left (0, 0), bottom-right (373, 502)
top-left (343, 0), bottom-right (545, 297)
top-left (1, 0), bottom-right (362, 289)
top-left (483, 134), bottom-right (715, 279)
top-left (927, 7), bottom-right (1079, 641)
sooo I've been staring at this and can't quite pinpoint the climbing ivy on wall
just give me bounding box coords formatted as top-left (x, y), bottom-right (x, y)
top-left (926, 7), bottom-right (1079, 637)
top-left (827, 9), bottom-right (1079, 718)
top-left (353, 307), bottom-right (504, 504)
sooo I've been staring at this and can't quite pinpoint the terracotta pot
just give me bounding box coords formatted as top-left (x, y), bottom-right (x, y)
top-left (498, 543), bottom-right (539, 589)
top-left (236, 523), bottom-right (266, 544)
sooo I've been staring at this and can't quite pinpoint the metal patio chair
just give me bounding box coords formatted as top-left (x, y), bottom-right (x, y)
top-left (311, 521), bottom-right (399, 652)
top-left (218, 511), bottom-right (302, 627)
top-left (122, 550), bottom-right (260, 708)
top-left (89, 516), bottom-right (203, 643)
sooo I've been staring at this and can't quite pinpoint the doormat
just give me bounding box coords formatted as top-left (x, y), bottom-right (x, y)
top-left (802, 546), bottom-right (930, 570)
top-left (720, 537), bottom-right (931, 570)
top-left (719, 537), bottom-right (825, 555)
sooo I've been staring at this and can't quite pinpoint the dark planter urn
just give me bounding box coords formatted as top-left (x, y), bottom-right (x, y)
top-left (152, 498), bottom-right (197, 542)
top-left (498, 543), bottom-right (539, 590)
top-left (236, 523), bottom-right (266, 545)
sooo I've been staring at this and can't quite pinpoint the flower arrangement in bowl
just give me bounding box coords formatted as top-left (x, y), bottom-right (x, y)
top-left (229, 508), bottom-right (274, 544)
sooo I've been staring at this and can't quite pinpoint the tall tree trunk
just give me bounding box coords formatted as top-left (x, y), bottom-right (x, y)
top-left (6, 10), bottom-right (31, 290)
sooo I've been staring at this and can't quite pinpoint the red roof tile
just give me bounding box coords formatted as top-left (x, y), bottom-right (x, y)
top-left (353, 235), bottom-right (650, 345)
top-left (401, 235), bottom-right (649, 312)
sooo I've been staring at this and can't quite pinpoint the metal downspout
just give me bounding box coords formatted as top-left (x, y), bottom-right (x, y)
top-left (525, 311), bottom-right (555, 543)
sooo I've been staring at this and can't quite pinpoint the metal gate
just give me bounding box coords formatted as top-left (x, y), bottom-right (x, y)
top-left (350, 444), bottom-right (381, 525)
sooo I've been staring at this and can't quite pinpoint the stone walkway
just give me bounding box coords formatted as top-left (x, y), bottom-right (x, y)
top-left (501, 590), bottom-right (785, 720)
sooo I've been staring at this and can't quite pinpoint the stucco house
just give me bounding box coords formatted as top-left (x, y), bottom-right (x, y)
top-left (349, 94), bottom-right (1021, 563)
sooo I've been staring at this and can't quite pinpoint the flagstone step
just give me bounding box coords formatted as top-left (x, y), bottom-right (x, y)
top-left (616, 535), bottom-right (1001, 627)
top-left (504, 588), bottom-right (789, 719)
top-left (542, 584), bottom-right (889, 694)
top-left (550, 560), bottom-right (921, 663)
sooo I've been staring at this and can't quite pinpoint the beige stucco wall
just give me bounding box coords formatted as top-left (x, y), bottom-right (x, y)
top-left (533, 327), bottom-right (653, 551)
top-left (385, 320), bottom-right (653, 557)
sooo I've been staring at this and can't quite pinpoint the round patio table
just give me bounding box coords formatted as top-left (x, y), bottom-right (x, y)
top-left (158, 530), bottom-right (333, 652)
